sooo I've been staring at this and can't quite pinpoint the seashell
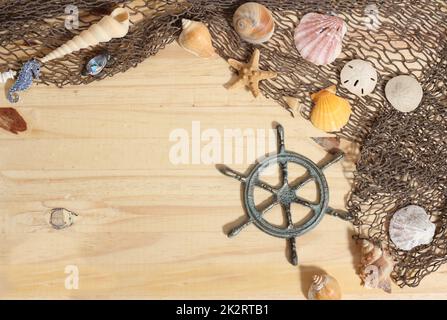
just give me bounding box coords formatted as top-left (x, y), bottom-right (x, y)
top-left (359, 240), bottom-right (394, 293)
top-left (46, 208), bottom-right (78, 230)
top-left (340, 59), bottom-right (377, 96)
top-left (385, 75), bottom-right (423, 112)
top-left (389, 205), bottom-right (435, 251)
top-left (179, 19), bottom-right (216, 59)
top-left (0, 70), bottom-right (17, 83)
top-left (0, 108), bottom-right (27, 134)
top-left (41, 8), bottom-right (130, 63)
top-left (294, 13), bottom-right (347, 65)
top-left (82, 52), bottom-right (110, 76)
top-left (307, 274), bottom-right (342, 300)
top-left (283, 96), bottom-right (300, 114)
top-left (233, 2), bottom-right (275, 44)
top-left (310, 85), bottom-right (352, 132)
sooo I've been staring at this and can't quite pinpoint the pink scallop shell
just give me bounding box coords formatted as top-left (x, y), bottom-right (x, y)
top-left (294, 13), bottom-right (347, 66)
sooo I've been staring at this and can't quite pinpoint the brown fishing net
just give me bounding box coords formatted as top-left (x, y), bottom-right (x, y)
top-left (1, 0), bottom-right (447, 288)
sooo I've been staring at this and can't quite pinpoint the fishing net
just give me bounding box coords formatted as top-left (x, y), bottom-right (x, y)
top-left (1, 0), bottom-right (446, 288)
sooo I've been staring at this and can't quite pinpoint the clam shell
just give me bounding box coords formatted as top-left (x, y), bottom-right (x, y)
top-left (340, 59), bottom-right (377, 96)
top-left (310, 85), bottom-right (352, 132)
top-left (179, 19), bottom-right (216, 58)
top-left (389, 205), bottom-right (435, 251)
top-left (233, 2), bottom-right (275, 44)
top-left (385, 75), bottom-right (423, 112)
top-left (294, 13), bottom-right (347, 65)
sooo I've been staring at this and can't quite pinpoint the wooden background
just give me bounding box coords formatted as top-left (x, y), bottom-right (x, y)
top-left (1, 43), bottom-right (446, 299)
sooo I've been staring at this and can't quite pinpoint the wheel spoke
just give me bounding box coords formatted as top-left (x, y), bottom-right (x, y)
top-left (255, 179), bottom-right (277, 194)
top-left (279, 160), bottom-right (288, 184)
top-left (290, 172), bottom-right (314, 191)
top-left (293, 196), bottom-right (319, 212)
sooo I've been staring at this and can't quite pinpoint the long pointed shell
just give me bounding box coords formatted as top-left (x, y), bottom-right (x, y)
top-left (308, 274), bottom-right (342, 300)
top-left (0, 70), bottom-right (16, 83)
top-left (310, 85), bottom-right (352, 132)
top-left (179, 19), bottom-right (216, 59)
top-left (41, 8), bottom-right (130, 63)
top-left (389, 205), bottom-right (435, 251)
top-left (233, 2), bottom-right (275, 44)
top-left (294, 13), bottom-right (347, 65)
top-left (359, 240), bottom-right (394, 293)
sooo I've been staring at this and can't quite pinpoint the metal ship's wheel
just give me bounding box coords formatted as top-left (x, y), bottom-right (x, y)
top-left (218, 124), bottom-right (352, 265)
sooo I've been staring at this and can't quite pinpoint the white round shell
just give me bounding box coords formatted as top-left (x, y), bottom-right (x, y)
top-left (340, 59), bottom-right (377, 96)
top-left (385, 75), bottom-right (423, 112)
top-left (389, 205), bottom-right (435, 251)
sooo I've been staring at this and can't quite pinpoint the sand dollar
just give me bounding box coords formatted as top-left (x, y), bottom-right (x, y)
top-left (340, 59), bottom-right (377, 96)
top-left (385, 75), bottom-right (423, 112)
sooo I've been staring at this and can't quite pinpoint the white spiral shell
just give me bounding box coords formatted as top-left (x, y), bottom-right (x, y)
top-left (389, 205), bottom-right (435, 251)
top-left (294, 13), bottom-right (347, 65)
top-left (41, 8), bottom-right (130, 63)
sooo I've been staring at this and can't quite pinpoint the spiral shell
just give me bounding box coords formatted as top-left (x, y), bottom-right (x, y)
top-left (307, 274), bottom-right (342, 300)
top-left (233, 2), bottom-right (275, 44)
top-left (0, 70), bottom-right (16, 83)
top-left (389, 205), bottom-right (435, 251)
top-left (41, 8), bottom-right (130, 63)
top-left (179, 19), bottom-right (216, 58)
top-left (359, 240), bottom-right (394, 293)
top-left (294, 13), bottom-right (347, 65)
top-left (310, 85), bottom-right (352, 132)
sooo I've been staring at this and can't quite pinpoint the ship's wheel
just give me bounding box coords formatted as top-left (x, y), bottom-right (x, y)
top-left (218, 124), bottom-right (353, 265)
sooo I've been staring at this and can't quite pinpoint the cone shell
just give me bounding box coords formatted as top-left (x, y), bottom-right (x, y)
top-left (389, 205), bottom-right (435, 251)
top-left (359, 240), bottom-right (394, 293)
top-left (41, 8), bottom-right (130, 63)
top-left (310, 85), bottom-right (352, 132)
top-left (307, 274), bottom-right (341, 300)
top-left (294, 13), bottom-right (347, 65)
top-left (233, 2), bottom-right (275, 44)
top-left (179, 19), bottom-right (216, 59)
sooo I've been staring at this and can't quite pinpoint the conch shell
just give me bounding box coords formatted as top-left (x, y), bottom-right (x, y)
top-left (233, 2), bottom-right (275, 44)
top-left (359, 240), bottom-right (394, 293)
top-left (307, 274), bottom-right (342, 300)
top-left (41, 8), bottom-right (130, 63)
top-left (310, 85), bottom-right (352, 132)
top-left (389, 205), bottom-right (435, 251)
top-left (294, 13), bottom-right (347, 65)
top-left (178, 19), bottom-right (216, 59)
top-left (0, 70), bottom-right (16, 83)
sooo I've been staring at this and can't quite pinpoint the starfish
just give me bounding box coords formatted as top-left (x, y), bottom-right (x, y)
top-left (225, 48), bottom-right (277, 98)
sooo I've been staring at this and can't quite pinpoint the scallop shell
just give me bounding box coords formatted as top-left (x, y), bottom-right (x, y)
top-left (307, 274), bottom-right (341, 300)
top-left (385, 75), bottom-right (423, 112)
top-left (179, 19), bottom-right (216, 59)
top-left (340, 59), bottom-right (378, 96)
top-left (233, 2), bottom-right (275, 44)
top-left (310, 85), bottom-right (352, 132)
top-left (359, 240), bottom-right (394, 293)
top-left (389, 205), bottom-right (435, 251)
top-left (294, 13), bottom-right (347, 65)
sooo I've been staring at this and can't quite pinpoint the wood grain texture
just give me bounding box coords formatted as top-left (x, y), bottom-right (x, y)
top-left (0, 43), bottom-right (446, 300)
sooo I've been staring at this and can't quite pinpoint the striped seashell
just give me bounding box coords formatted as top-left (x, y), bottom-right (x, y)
top-left (294, 13), bottom-right (347, 65)
top-left (233, 2), bottom-right (275, 44)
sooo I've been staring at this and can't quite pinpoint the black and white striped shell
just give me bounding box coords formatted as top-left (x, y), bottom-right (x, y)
top-left (389, 205), bottom-right (435, 251)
